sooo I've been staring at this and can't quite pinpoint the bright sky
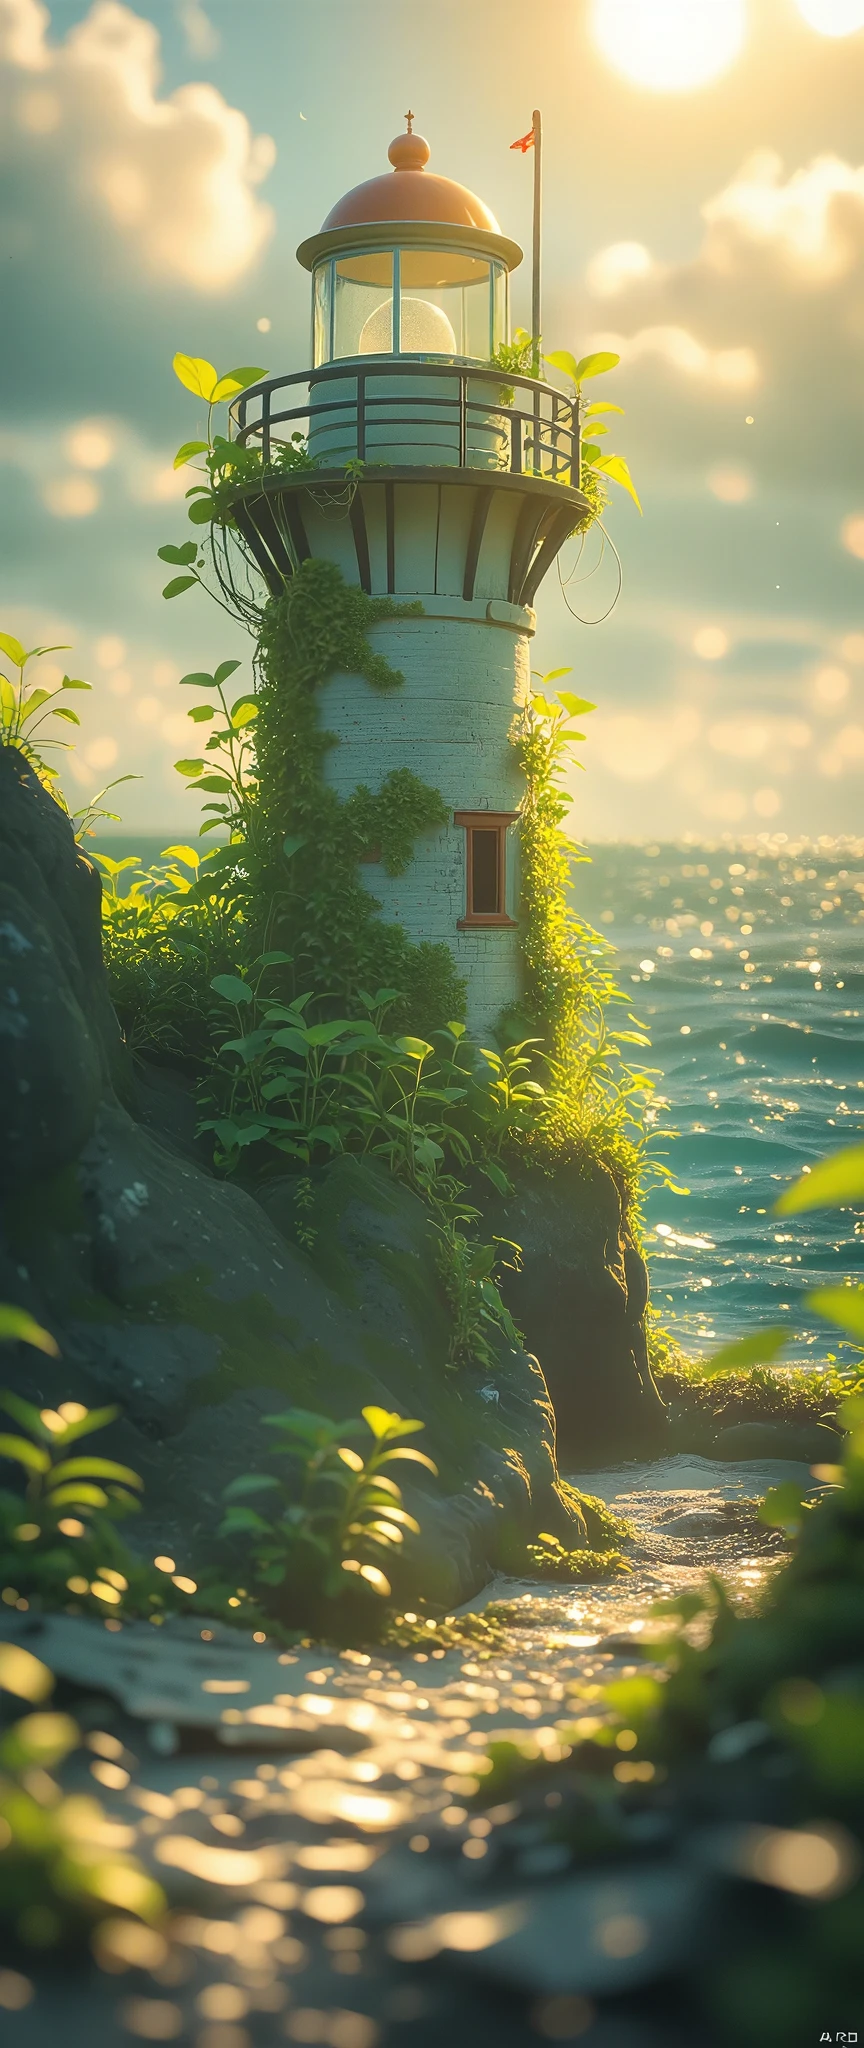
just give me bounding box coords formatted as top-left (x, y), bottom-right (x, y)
top-left (1, 0), bottom-right (863, 840)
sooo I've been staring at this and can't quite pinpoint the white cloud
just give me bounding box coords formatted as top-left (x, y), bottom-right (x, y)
top-left (0, 0), bottom-right (275, 289)
top-left (593, 322), bottom-right (759, 389)
top-left (702, 149), bottom-right (864, 281)
top-left (177, 0), bottom-right (219, 59)
top-left (585, 241), bottom-right (660, 298)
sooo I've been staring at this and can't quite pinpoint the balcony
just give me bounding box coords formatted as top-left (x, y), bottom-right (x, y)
top-left (224, 360), bottom-right (591, 610)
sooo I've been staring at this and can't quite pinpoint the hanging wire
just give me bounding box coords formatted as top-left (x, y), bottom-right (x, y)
top-left (557, 516), bottom-right (622, 625)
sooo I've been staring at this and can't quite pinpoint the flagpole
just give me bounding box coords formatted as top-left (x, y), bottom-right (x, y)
top-left (531, 108), bottom-right (542, 372)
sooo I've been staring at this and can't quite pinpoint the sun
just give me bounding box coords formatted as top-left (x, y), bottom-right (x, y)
top-left (795, 0), bottom-right (864, 33)
top-left (590, 0), bottom-right (746, 92)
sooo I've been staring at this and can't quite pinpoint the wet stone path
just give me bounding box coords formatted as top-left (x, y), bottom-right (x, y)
top-left (0, 1456), bottom-right (808, 2048)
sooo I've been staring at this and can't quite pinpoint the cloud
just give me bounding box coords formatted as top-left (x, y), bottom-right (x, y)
top-left (176, 0), bottom-right (218, 59)
top-left (0, 413), bottom-right (188, 516)
top-left (578, 147), bottom-right (864, 492)
top-left (597, 323), bottom-right (759, 390)
top-left (701, 148), bottom-right (864, 281)
top-left (0, 0), bottom-right (274, 289)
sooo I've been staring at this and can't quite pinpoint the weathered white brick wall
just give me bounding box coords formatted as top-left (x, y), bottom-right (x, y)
top-left (317, 598), bottom-right (535, 1035)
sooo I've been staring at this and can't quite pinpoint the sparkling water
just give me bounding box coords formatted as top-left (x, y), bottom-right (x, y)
top-left (576, 839), bottom-right (864, 1363)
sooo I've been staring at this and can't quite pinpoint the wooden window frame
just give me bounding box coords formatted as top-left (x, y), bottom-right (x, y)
top-left (454, 811), bottom-right (518, 929)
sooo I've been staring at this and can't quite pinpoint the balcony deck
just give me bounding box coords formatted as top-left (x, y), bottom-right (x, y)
top-left (226, 361), bottom-right (591, 608)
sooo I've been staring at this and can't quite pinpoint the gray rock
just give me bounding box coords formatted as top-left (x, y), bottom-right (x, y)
top-left (472, 1157), bottom-right (664, 1464)
top-left (712, 1420), bottom-right (841, 1464)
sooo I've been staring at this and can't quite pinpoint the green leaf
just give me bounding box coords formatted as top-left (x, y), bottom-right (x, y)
top-left (362, 1406), bottom-right (412, 1441)
top-left (214, 660), bottom-right (242, 686)
top-left (211, 367), bottom-right (267, 402)
top-left (50, 707), bottom-right (80, 726)
top-left (161, 844), bottom-right (200, 868)
top-left (806, 1286), bottom-right (864, 1341)
top-left (777, 1144), bottom-right (864, 1216)
top-left (158, 542), bottom-right (198, 566)
top-left (192, 775), bottom-right (233, 793)
top-left (173, 353), bottom-right (218, 401)
top-left (47, 1405), bottom-right (119, 1445)
top-left (211, 974), bottom-right (254, 1005)
top-left (585, 401), bottom-right (625, 416)
top-left (379, 1446), bottom-right (439, 1474)
top-left (47, 1458), bottom-right (143, 1489)
top-left (543, 350), bottom-right (579, 383)
top-left (48, 1482), bottom-right (108, 1508)
top-left (163, 575), bottom-right (198, 599)
top-left (542, 668), bottom-right (574, 683)
top-left (594, 453), bottom-right (642, 512)
top-left (187, 704), bottom-right (215, 723)
top-left (701, 1327), bottom-right (790, 1378)
top-left (230, 696), bottom-right (258, 728)
top-left (222, 1473), bottom-right (281, 1500)
top-left (174, 440), bottom-right (208, 469)
top-left (0, 1308), bottom-right (58, 1355)
top-left (60, 676), bottom-right (91, 691)
top-left (219, 1505), bottom-right (274, 1535)
top-left (557, 692), bottom-right (596, 717)
top-left (0, 1433), bottom-right (51, 1472)
top-left (759, 1482), bottom-right (806, 1532)
top-left (0, 631), bottom-right (27, 667)
top-left (179, 671), bottom-right (216, 690)
top-left (282, 835), bottom-right (306, 861)
top-left (574, 350), bottom-right (621, 381)
top-left (395, 1037), bottom-right (434, 1060)
top-left (188, 498), bottom-right (217, 525)
top-left (0, 1390), bottom-right (53, 1433)
top-left (174, 758), bottom-right (205, 778)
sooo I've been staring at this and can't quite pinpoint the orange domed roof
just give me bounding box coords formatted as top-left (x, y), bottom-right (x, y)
top-left (321, 121), bottom-right (502, 235)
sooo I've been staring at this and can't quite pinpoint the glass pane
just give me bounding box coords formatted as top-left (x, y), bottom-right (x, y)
top-left (471, 829), bottom-right (500, 914)
top-left (492, 264), bottom-right (508, 352)
top-left (334, 250), bottom-right (394, 359)
top-left (399, 250), bottom-right (491, 359)
top-left (313, 263), bottom-right (331, 366)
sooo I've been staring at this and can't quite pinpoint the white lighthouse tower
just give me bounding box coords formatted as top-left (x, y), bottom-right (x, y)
top-left (229, 120), bottom-right (590, 1035)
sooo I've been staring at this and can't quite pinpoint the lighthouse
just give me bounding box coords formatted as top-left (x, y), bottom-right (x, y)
top-left (228, 120), bottom-right (590, 1035)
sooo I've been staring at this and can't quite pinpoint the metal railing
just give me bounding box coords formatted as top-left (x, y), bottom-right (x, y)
top-left (229, 359), bottom-right (581, 486)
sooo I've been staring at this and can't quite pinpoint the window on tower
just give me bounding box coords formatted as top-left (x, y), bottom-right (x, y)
top-left (455, 812), bottom-right (518, 928)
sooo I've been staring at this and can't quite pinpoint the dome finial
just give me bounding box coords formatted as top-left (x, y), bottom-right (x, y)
top-left (389, 115), bottom-right (430, 172)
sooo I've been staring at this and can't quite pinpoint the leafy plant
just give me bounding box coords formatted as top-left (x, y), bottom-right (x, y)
top-left (0, 1643), bottom-right (164, 1949)
top-left (171, 656), bottom-right (259, 840)
top-left (511, 671), bottom-right (666, 1208)
top-left (97, 844), bottom-right (247, 1063)
top-left (543, 347), bottom-right (641, 511)
top-left (431, 1215), bottom-right (523, 1372)
top-left (0, 1389), bottom-right (156, 1621)
top-left (0, 630), bottom-right (91, 787)
top-left (219, 1405), bottom-right (437, 1627)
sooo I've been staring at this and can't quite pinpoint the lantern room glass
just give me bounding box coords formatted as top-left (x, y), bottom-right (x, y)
top-left (312, 246), bottom-right (507, 365)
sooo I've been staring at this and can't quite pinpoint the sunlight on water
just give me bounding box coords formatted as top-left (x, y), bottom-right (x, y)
top-left (578, 837), bottom-right (864, 1362)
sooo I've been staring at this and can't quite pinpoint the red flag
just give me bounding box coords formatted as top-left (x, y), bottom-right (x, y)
top-left (510, 126), bottom-right (535, 152)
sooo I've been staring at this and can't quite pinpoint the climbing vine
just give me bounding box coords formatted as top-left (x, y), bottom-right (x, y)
top-left (511, 674), bottom-right (659, 1203)
top-left (247, 559), bottom-right (465, 1029)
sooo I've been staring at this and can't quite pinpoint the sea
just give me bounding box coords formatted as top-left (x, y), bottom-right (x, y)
top-left (96, 832), bottom-right (864, 1370)
top-left (575, 838), bottom-right (864, 1367)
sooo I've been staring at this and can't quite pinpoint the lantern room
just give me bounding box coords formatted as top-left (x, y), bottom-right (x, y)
top-left (296, 117), bottom-right (522, 365)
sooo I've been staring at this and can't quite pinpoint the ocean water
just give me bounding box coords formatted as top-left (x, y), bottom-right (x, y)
top-left (575, 839), bottom-right (864, 1365)
top-left (95, 832), bottom-right (864, 1366)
